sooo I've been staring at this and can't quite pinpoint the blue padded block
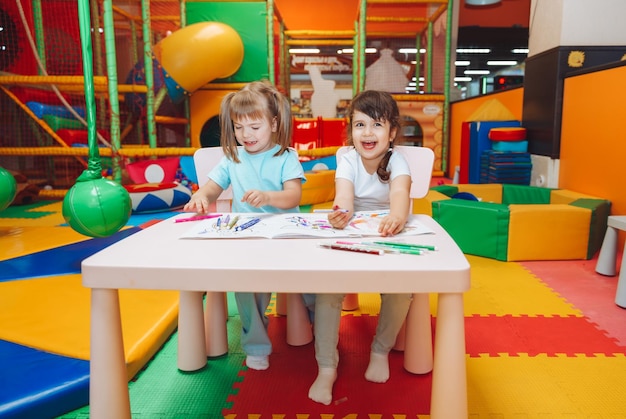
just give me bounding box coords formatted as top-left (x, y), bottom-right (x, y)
top-left (468, 120), bottom-right (521, 184)
top-left (0, 340), bottom-right (89, 419)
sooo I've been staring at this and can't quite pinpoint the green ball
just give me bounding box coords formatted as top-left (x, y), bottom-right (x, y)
top-left (62, 178), bottom-right (132, 237)
top-left (0, 167), bottom-right (17, 211)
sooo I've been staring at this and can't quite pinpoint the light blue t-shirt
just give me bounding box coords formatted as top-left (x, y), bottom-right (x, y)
top-left (208, 145), bottom-right (305, 213)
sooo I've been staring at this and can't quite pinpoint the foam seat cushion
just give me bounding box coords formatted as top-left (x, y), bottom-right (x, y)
top-left (432, 199), bottom-right (510, 260)
top-left (508, 204), bottom-right (591, 261)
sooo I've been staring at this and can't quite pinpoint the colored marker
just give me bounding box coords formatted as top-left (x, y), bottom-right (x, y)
top-left (319, 243), bottom-right (384, 256)
top-left (227, 215), bottom-right (240, 230)
top-left (371, 241), bottom-right (437, 251)
top-left (234, 217), bottom-right (261, 232)
top-left (339, 241), bottom-right (424, 255)
top-left (175, 214), bottom-right (222, 223)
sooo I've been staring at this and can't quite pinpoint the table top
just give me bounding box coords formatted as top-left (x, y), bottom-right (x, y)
top-left (82, 213), bottom-right (470, 294)
top-left (608, 215), bottom-right (626, 230)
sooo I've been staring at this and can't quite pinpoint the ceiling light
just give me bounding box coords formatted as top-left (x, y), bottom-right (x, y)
top-left (456, 48), bottom-right (491, 54)
top-left (288, 48), bottom-right (320, 54)
top-left (337, 48), bottom-right (378, 54)
top-left (512, 48), bottom-right (529, 54)
top-left (398, 48), bottom-right (427, 54)
top-left (455, 77), bottom-right (472, 82)
top-left (455, 60), bottom-right (470, 66)
top-left (487, 60), bottom-right (518, 66)
top-left (464, 69), bottom-right (490, 75)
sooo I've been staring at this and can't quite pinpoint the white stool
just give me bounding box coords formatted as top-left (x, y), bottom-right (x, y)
top-left (595, 215), bottom-right (626, 308)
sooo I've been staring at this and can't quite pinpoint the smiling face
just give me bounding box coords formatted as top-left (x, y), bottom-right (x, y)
top-left (233, 115), bottom-right (277, 154)
top-left (350, 110), bottom-right (397, 168)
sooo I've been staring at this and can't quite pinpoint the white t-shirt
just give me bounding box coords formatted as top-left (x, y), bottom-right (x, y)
top-left (335, 148), bottom-right (410, 211)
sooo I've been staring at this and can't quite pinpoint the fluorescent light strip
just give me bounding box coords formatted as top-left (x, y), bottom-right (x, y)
top-left (464, 69), bottom-right (490, 75)
top-left (398, 48), bottom-right (427, 54)
top-left (456, 48), bottom-right (491, 54)
top-left (454, 77), bottom-right (472, 82)
top-left (487, 60), bottom-right (518, 66)
top-left (455, 60), bottom-right (470, 66)
top-left (289, 48), bottom-right (320, 54)
top-left (337, 48), bottom-right (378, 54)
top-left (512, 48), bottom-right (529, 54)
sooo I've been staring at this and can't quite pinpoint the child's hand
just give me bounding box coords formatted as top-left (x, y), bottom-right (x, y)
top-left (242, 190), bottom-right (269, 208)
top-left (328, 206), bottom-right (352, 229)
top-left (378, 214), bottom-right (406, 237)
top-left (183, 194), bottom-right (211, 214)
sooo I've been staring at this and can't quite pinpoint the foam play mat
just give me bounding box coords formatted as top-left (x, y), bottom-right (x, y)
top-left (2, 200), bottom-right (626, 418)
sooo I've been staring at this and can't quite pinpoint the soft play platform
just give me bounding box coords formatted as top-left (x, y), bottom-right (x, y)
top-left (0, 201), bottom-right (180, 418)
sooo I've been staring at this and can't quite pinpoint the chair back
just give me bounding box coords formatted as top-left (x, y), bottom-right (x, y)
top-left (192, 147), bottom-right (232, 212)
top-left (336, 145), bottom-right (434, 206)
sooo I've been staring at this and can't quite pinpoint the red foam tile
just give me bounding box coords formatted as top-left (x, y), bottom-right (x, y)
top-left (464, 314), bottom-right (625, 357)
top-left (223, 315), bottom-right (431, 416)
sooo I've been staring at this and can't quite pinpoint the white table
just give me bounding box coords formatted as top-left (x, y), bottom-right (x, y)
top-left (82, 213), bottom-right (471, 418)
top-left (595, 215), bottom-right (626, 307)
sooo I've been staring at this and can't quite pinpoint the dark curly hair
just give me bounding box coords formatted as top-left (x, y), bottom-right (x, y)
top-left (346, 90), bottom-right (402, 182)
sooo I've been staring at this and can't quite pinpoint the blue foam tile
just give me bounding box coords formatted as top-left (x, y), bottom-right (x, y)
top-left (0, 340), bottom-right (89, 419)
top-left (0, 227), bottom-right (140, 283)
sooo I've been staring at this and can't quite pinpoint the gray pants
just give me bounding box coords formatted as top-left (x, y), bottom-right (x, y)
top-left (313, 293), bottom-right (412, 368)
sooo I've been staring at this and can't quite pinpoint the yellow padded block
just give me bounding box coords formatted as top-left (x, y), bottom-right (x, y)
top-left (457, 183), bottom-right (503, 203)
top-left (508, 204), bottom-right (591, 261)
top-left (413, 189), bottom-right (449, 215)
top-left (301, 170), bottom-right (335, 206)
top-left (551, 188), bottom-right (602, 204)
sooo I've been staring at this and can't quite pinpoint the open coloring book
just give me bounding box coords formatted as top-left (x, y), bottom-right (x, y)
top-left (179, 211), bottom-right (434, 239)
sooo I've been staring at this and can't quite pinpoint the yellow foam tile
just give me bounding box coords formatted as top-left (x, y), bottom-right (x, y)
top-left (0, 201), bottom-right (67, 228)
top-left (467, 354), bottom-right (626, 416)
top-left (0, 226), bottom-right (90, 260)
top-left (460, 255), bottom-right (581, 317)
top-left (0, 274), bottom-right (179, 377)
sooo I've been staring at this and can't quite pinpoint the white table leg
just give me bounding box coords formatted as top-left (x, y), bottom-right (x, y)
top-left (615, 250), bottom-right (626, 308)
top-left (275, 292), bottom-right (287, 316)
top-left (430, 293), bottom-right (467, 419)
top-left (286, 293), bottom-right (313, 346)
top-left (596, 225), bottom-right (618, 276)
top-left (403, 293), bottom-right (433, 374)
top-left (177, 291), bottom-right (207, 371)
top-left (204, 292), bottom-right (229, 357)
top-left (90, 288), bottom-right (130, 419)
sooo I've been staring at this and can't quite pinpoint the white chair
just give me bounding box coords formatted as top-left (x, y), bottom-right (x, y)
top-left (179, 148), bottom-right (312, 370)
top-left (335, 145), bottom-right (436, 372)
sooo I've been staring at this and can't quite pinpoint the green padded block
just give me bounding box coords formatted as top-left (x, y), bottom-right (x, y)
top-left (186, 2), bottom-right (269, 82)
top-left (42, 115), bottom-right (83, 131)
top-left (502, 184), bottom-right (552, 205)
top-left (569, 198), bottom-right (611, 259)
top-left (430, 185), bottom-right (459, 198)
top-left (432, 199), bottom-right (510, 261)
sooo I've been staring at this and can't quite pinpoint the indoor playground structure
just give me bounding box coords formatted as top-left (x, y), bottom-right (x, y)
top-left (1, 1), bottom-right (626, 417)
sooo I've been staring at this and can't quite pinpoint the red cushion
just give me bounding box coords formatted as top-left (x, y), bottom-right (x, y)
top-left (126, 157), bottom-right (180, 184)
top-left (488, 127), bottom-right (526, 141)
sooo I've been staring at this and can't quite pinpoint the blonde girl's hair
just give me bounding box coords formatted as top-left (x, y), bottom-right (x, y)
top-left (219, 80), bottom-right (293, 163)
top-left (346, 90), bottom-right (402, 182)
